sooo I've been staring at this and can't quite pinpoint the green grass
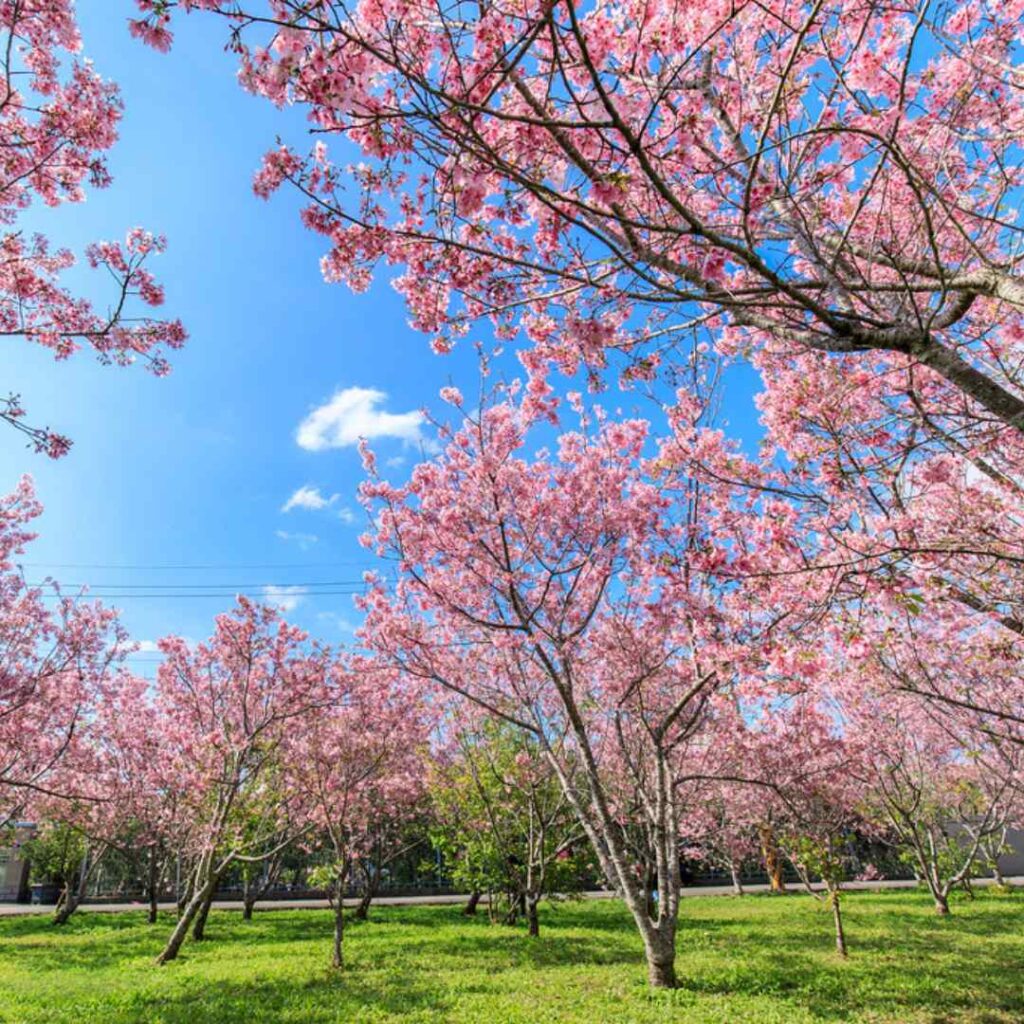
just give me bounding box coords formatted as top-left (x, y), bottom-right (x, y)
top-left (0, 889), bottom-right (1022, 1023)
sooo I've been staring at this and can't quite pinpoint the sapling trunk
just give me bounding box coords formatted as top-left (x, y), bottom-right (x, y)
top-left (147, 848), bottom-right (159, 924)
top-left (463, 891), bottom-right (481, 916)
top-left (53, 846), bottom-right (101, 926)
top-left (331, 876), bottom-right (345, 969)
top-left (729, 864), bottom-right (744, 896)
top-left (156, 877), bottom-right (216, 965)
top-left (759, 828), bottom-right (787, 893)
top-left (526, 895), bottom-right (540, 938)
top-left (191, 884), bottom-right (216, 940)
top-left (830, 889), bottom-right (847, 958)
top-left (242, 875), bottom-right (256, 921)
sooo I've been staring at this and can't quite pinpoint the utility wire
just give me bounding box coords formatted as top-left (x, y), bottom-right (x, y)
top-left (18, 560), bottom-right (380, 570)
top-left (26, 579), bottom-right (371, 589)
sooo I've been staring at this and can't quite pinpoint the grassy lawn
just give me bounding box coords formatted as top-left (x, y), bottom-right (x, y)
top-left (0, 889), bottom-right (1021, 1023)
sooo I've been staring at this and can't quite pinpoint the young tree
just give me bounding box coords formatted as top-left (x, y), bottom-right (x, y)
top-left (853, 700), bottom-right (1012, 916)
top-left (746, 702), bottom-right (869, 958)
top-left (430, 718), bottom-right (586, 936)
top-left (680, 782), bottom-right (760, 897)
top-left (287, 657), bottom-right (428, 968)
top-left (0, 2), bottom-right (184, 457)
top-left (152, 599), bottom-right (328, 965)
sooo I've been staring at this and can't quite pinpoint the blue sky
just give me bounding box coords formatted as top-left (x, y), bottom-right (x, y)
top-left (0, 4), bottom-right (763, 677)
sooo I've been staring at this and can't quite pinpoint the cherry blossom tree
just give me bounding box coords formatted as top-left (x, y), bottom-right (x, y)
top-left (0, 0), bottom-right (185, 457)
top-left (742, 701), bottom-right (870, 957)
top-left (851, 697), bottom-right (1014, 916)
top-left (152, 599), bottom-right (329, 965)
top-left (136, 0), bottom-right (1024, 448)
top-left (287, 656), bottom-right (428, 968)
top-left (0, 477), bottom-right (128, 827)
top-left (680, 781), bottom-right (760, 897)
top-left (31, 671), bottom-right (173, 925)
top-left (356, 384), bottom-right (803, 987)
top-left (130, 5), bottom-right (1024, 749)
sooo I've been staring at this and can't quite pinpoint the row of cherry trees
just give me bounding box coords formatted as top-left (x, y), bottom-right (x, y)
top-left (5, 414), bottom-right (1020, 979)
top-left (2, 0), bottom-right (1023, 993)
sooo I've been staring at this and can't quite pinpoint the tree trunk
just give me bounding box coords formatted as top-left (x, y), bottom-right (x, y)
top-left (331, 878), bottom-right (345, 969)
top-left (729, 864), bottom-right (744, 896)
top-left (643, 863), bottom-right (657, 918)
top-left (642, 931), bottom-right (677, 988)
top-left (830, 890), bottom-right (847, 958)
top-left (147, 848), bottom-right (159, 925)
top-left (53, 846), bottom-right (99, 926)
top-left (176, 860), bottom-right (193, 920)
top-left (241, 875), bottom-right (256, 921)
top-left (463, 890), bottom-right (481, 916)
top-left (934, 891), bottom-right (950, 915)
top-left (156, 877), bottom-right (216, 965)
top-left (354, 888), bottom-right (373, 921)
top-left (353, 858), bottom-right (377, 923)
top-left (759, 827), bottom-right (786, 893)
top-left (526, 896), bottom-right (540, 938)
top-left (191, 883), bottom-right (216, 940)
top-left (52, 889), bottom-right (74, 926)
top-left (992, 860), bottom-right (1006, 887)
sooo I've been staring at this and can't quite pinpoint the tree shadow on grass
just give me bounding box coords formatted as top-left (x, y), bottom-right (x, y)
top-left (0, 912), bottom-right (170, 971)
top-left (85, 972), bottom-right (454, 1024)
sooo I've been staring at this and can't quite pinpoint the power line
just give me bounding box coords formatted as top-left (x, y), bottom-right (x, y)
top-left (27, 579), bottom-right (371, 589)
top-left (37, 593), bottom-right (366, 598)
top-left (18, 560), bottom-right (379, 570)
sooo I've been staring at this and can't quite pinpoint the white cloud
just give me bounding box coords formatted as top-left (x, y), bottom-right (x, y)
top-left (337, 506), bottom-right (357, 526)
top-left (133, 639), bottom-right (162, 654)
top-left (282, 485), bottom-right (338, 512)
top-left (262, 585), bottom-right (308, 613)
top-left (296, 386), bottom-right (426, 451)
top-left (275, 529), bottom-right (318, 550)
top-left (385, 455), bottom-right (407, 468)
top-left (317, 611), bottom-right (359, 636)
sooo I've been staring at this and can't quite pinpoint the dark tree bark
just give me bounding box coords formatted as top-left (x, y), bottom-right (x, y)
top-left (353, 861), bottom-right (378, 921)
top-left (242, 875), bottom-right (255, 921)
top-left (147, 847), bottom-right (160, 925)
top-left (53, 845), bottom-right (104, 926)
top-left (191, 883), bottom-right (216, 940)
top-left (462, 890), bottom-right (482, 916)
top-left (331, 876), bottom-right (345, 969)
top-left (525, 895), bottom-right (540, 938)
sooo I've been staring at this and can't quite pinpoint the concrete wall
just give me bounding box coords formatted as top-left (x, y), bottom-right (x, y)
top-left (995, 827), bottom-right (1024, 877)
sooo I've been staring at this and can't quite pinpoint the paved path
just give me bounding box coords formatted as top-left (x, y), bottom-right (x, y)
top-left (1, 875), bottom-right (1019, 917)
